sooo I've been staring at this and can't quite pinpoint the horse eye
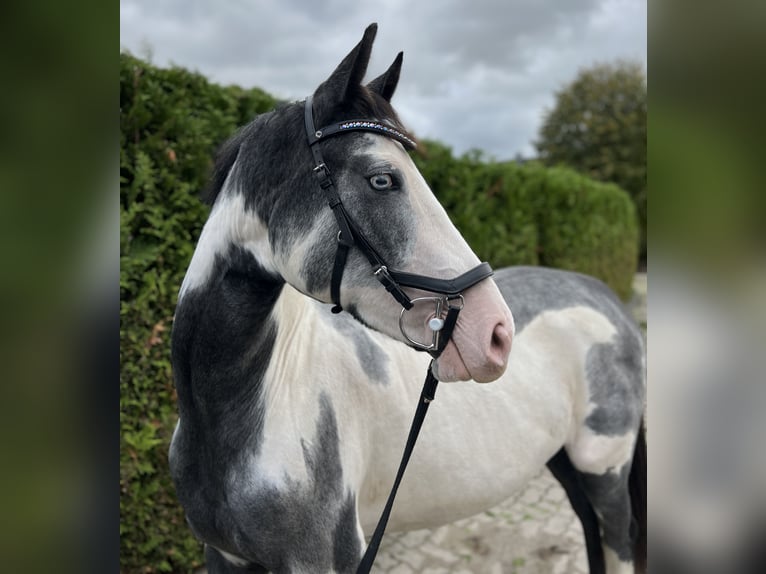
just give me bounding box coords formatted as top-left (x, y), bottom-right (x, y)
top-left (369, 174), bottom-right (393, 191)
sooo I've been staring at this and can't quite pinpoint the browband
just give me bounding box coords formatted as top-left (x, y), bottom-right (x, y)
top-left (305, 95), bottom-right (417, 149)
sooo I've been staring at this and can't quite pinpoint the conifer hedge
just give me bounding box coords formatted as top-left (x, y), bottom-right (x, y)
top-left (411, 142), bottom-right (638, 297)
top-left (119, 53), bottom-right (637, 573)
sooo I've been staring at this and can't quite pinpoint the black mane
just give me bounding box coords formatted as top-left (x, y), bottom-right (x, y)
top-left (201, 114), bottom-right (267, 206)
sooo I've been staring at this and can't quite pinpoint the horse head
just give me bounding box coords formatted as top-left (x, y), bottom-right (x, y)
top-left (199, 24), bottom-right (513, 383)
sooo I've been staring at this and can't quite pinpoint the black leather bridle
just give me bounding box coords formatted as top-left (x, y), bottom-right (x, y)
top-left (304, 95), bottom-right (493, 351)
top-left (304, 95), bottom-right (494, 573)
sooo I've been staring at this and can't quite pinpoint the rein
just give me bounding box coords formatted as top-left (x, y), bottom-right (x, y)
top-left (304, 96), bottom-right (493, 573)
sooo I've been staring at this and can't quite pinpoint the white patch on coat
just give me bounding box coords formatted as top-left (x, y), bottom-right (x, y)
top-left (603, 545), bottom-right (633, 574)
top-left (216, 547), bottom-right (249, 567)
top-left (568, 428), bottom-right (637, 476)
top-left (241, 286), bottom-right (381, 495)
top-left (179, 170), bottom-right (276, 299)
top-left (242, 288), bottom-right (321, 490)
top-left (168, 419), bottom-right (181, 467)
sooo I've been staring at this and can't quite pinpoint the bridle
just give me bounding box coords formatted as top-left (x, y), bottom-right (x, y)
top-left (304, 96), bottom-right (495, 573)
top-left (304, 95), bottom-right (493, 355)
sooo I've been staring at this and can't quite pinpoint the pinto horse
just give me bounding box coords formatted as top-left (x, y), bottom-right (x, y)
top-left (169, 24), bottom-right (646, 574)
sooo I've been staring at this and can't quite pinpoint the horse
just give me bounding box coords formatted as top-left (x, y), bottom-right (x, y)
top-left (169, 23), bottom-right (646, 574)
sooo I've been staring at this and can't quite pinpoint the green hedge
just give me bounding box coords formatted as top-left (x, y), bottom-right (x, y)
top-left (120, 54), bottom-right (637, 573)
top-left (412, 142), bottom-right (638, 299)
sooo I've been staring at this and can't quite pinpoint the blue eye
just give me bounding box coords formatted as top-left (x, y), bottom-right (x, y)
top-left (369, 173), bottom-right (393, 191)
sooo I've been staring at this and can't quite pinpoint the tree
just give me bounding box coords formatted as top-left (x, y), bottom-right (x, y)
top-left (536, 61), bottom-right (647, 263)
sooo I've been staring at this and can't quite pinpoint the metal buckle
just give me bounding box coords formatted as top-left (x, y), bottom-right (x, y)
top-left (336, 230), bottom-right (353, 247)
top-left (374, 265), bottom-right (414, 309)
top-left (374, 265), bottom-right (392, 283)
top-left (446, 294), bottom-right (464, 310)
top-left (313, 163), bottom-right (335, 189)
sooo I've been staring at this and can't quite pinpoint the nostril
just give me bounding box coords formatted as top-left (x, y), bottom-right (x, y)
top-left (490, 323), bottom-right (512, 362)
top-left (491, 329), bottom-right (502, 349)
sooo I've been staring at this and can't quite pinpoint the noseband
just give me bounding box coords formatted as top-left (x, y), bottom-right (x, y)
top-left (304, 95), bottom-right (493, 356)
top-left (304, 96), bottom-right (495, 573)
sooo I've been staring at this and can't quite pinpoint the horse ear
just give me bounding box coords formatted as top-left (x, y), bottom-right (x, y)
top-left (313, 23), bottom-right (377, 109)
top-left (367, 52), bottom-right (403, 102)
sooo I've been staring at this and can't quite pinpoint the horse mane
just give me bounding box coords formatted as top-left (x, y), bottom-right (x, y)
top-left (202, 118), bottom-right (260, 206)
top-left (202, 89), bottom-right (415, 207)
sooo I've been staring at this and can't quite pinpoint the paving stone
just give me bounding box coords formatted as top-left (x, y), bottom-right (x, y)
top-left (386, 563), bottom-right (413, 574)
top-left (399, 529), bottom-right (430, 549)
top-left (551, 555), bottom-right (570, 574)
top-left (430, 525), bottom-right (449, 545)
top-left (396, 548), bottom-right (426, 570)
top-left (420, 542), bottom-right (460, 564)
top-left (547, 485), bottom-right (567, 504)
top-left (543, 514), bottom-right (573, 537)
top-left (519, 486), bottom-right (542, 505)
top-left (372, 548), bottom-right (399, 570)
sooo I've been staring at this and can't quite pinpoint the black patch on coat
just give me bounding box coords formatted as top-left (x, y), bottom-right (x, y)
top-left (547, 448), bottom-right (606, 574)
top-left (169, 244), bottom-right (284, 550)
top-left (333, 493), bottom-right (362, 572)
top-left (583, 341), bottom-right (644, 436)
top-left (320, 308), bottom-right (390, 384)
top-left (580, 464), bottom-right (636, 562)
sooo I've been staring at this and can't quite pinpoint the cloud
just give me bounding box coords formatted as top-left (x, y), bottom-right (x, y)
top-left (120, 0), bottom-right (645, 159)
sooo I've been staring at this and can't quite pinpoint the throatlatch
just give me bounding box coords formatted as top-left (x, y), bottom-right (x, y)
top-left (303, 95), bottom-right (494, 573)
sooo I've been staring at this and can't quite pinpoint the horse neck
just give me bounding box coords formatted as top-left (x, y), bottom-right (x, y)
top-left (171, 192), bottom-right (284, 451)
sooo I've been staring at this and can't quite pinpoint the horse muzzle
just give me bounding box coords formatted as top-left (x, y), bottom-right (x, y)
top-left (430, 278), bottom-right (514, 383)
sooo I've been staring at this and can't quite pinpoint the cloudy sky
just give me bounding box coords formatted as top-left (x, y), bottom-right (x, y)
top-left (120, 0), bottom-right (645, 159)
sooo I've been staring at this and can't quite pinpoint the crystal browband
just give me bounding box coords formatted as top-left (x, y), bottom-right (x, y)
top-left (336, 121), bottom-right (417, 149)
top-left (307, 108), bottom-right (417, 150)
